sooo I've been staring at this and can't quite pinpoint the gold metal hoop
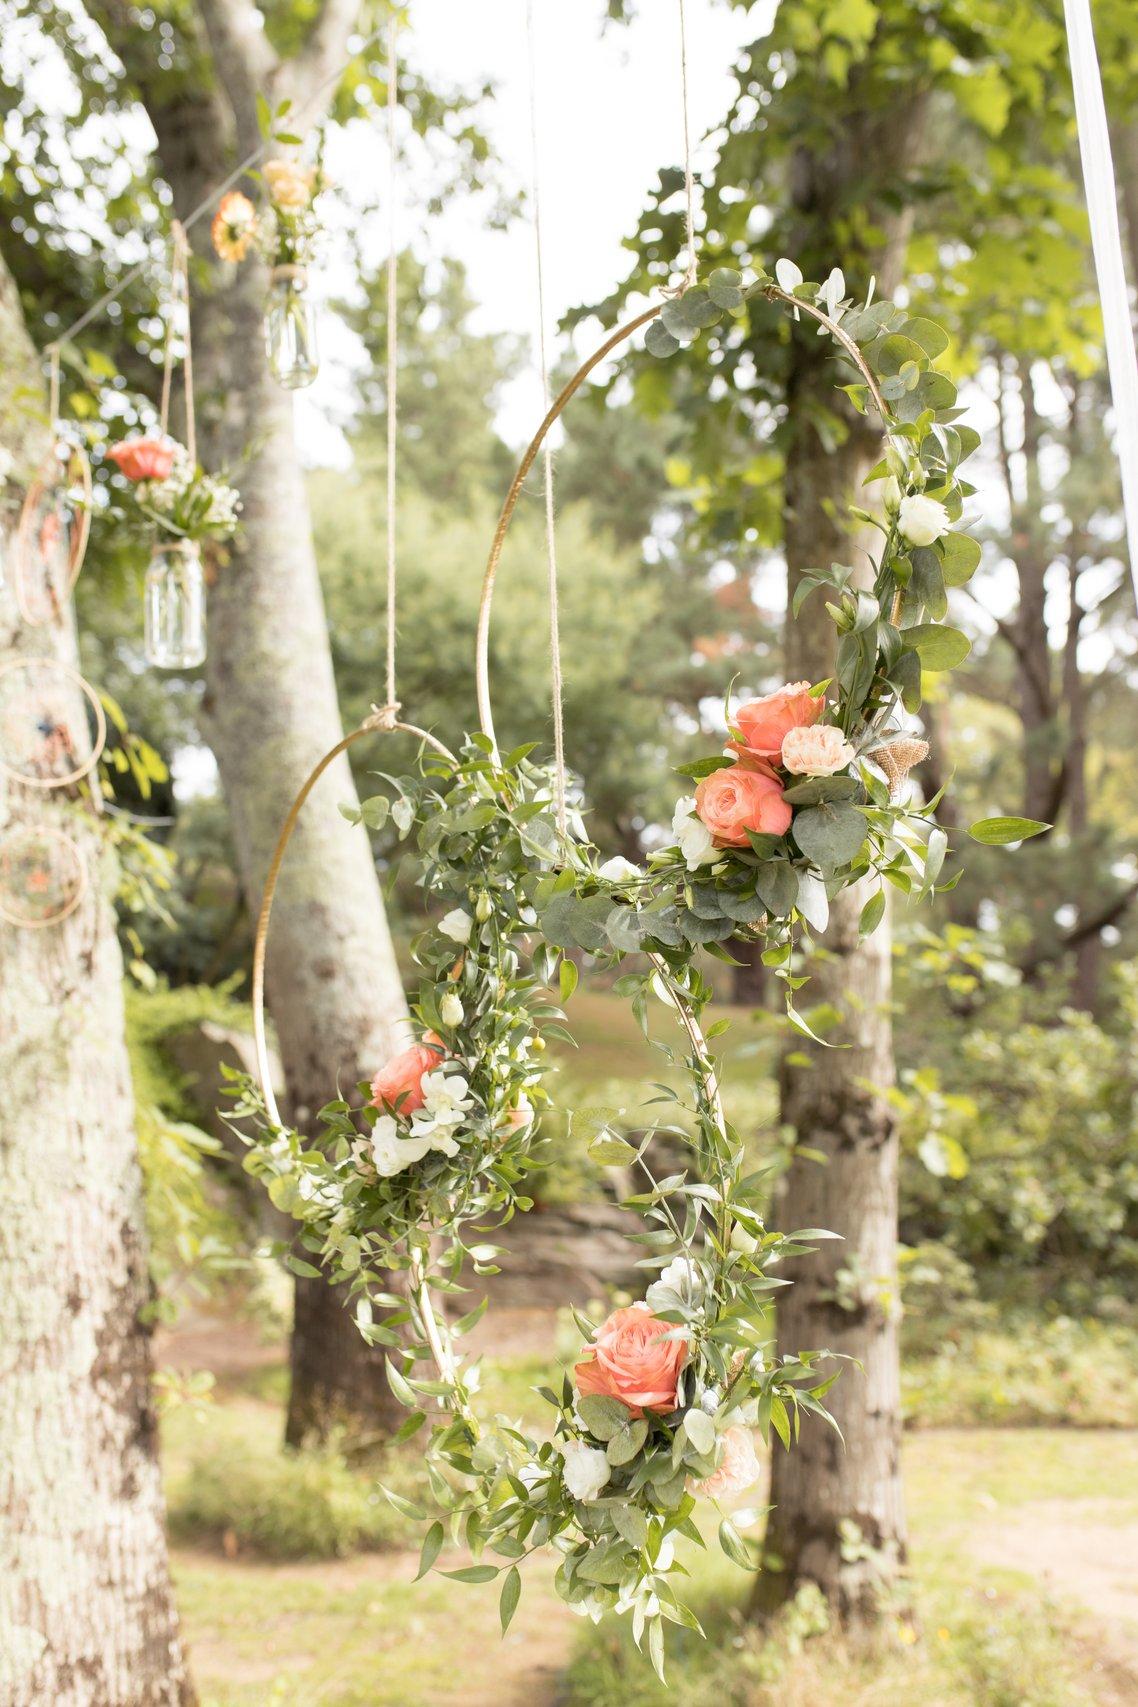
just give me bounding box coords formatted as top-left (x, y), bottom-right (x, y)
top-left (474, 284), bottom-right (887, 749)
top-left (0, 822), bottom-right (88, 929)
top-left (0, 656), bottom-right (107, 791)
top-left (14, 442), bottom-right (93, 627)
top-left (251, 717), bottom-right (456, 1127)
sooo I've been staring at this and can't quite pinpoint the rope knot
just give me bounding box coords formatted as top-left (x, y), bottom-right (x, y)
top-left (367, 701), bottom-right (401, 732)
top-left (876, 737), bottom-right (930, 798)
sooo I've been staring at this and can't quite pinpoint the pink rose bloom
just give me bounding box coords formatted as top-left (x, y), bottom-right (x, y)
top-left (781, 723), bottom-right (856, 776)
top-left (574, 1303), bottom-right (686, 1418)
top-left (369, 1038), bottom-right (444, 1116)
top-left (107, 436), bottom-right (176, 482)
top-left (695, 766), bottom-right (792, 846)
top-left (734, 682), bottom-right (822, 760)
top-left (693, 1425), bottom-right (763, 1500)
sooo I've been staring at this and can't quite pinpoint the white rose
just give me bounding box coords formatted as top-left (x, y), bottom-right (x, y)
top-left (597, 855), bottom-right (641, 882)
top-left (439, 991), bottom-right (465, 1027)
top-left (370, 1114), bottom-right (434, 1178)
top-left (730, 1221), bottom-right (759, 1256)
top-left (646, 1254), bottom-right (704, 1312)
top-left (897, 493), bottom-right (950, 548)
top-left (781, 724), bottom-right (856, 776)
top-left (882, 475), bottom-right (902, 513)
top-left (561, 1439), bottom-right (610, 1502)
top-left (671, 796), bottom-right (717, 873)
top-left (438, 907), bottom-right (473, 944)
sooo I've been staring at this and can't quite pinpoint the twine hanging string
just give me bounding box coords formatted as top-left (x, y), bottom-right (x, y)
top-left (47, 344), bottom-right (61, 427)
top-left (159, 221), bottom-right (198, 466)
top-left (669, 0), bottom-right (698, 298)
top-left (525, 0), bottom-right (568, 836)
top-left (380, 15), bottom-right (401, 728)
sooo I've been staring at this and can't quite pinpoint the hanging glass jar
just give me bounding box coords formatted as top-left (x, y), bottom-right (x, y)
top-left (265, 265), bottom-right (318, 389)
top-left (145, 538), bottom-right (206, 668)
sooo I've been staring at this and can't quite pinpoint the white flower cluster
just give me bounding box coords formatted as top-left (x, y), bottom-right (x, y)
top-left (670, 796), bottom-right (717, 873)
top-left (371, 1064), bottom-right (475, 1178)
top-left (140, 443), bottom-right (240, 537)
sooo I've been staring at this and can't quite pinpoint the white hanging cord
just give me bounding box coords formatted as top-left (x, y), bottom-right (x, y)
top-left (48, 345), bottom-right (60, 425)
top-left (158, 222), bottom-right (197, 465)
top-left (382, 15), bottom-right (400, 724)
top-left (525, 0), bottom-right (568, 835)
top-left (675, 0), bottom-right (697, 295)
top-left (1062, 0), bottom-right (1138, 602)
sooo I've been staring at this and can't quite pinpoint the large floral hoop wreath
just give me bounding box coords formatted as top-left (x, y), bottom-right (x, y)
top-left (235, 264), bottom-right (1040, 1673)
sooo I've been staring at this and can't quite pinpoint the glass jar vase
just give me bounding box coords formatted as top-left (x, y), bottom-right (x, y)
top-left (265, 266), bottom-right (318, 389)
top-left (145, 538), bottom-right (206, 668)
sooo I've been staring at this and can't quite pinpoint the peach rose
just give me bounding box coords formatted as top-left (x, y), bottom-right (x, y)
top-left (574, 1303), bottom-right (686, 1418)
top-left (369, 1038), bottom-right (444, 1116)
top-left (263, 158), bottom-right (316, 211)
top-left (734, 682), bottom-right (822, 760)
top-left (107, 436), bottom-right (176, 483)
top-left (692, 1425), bottom-right (762, 1499)
top-left (695, 766), bottom-right (792, 846)
top-left (211, 190), bottom-right (257, 262)
top-left (781, 723), bottom-right (855, 776)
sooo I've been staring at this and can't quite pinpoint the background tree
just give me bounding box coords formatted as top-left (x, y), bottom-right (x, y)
top-left (0, 247), bottom-right (191, 1707)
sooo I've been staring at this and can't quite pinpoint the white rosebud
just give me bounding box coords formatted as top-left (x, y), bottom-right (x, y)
top-left (698, 1386), bottom-right (721, 1415)
top-left (597, 855), bottom-right (641, 883)
top-left (671, 796), bottom-right (717, 873)
top-left (882, 476), bottom-right (902, 514)
top-left (439, 991), bottom-right (464, 1027)
top-left (370, 1114), bottom-right (433, 1178)
top-left (438, 907), bottom-right (473, 944)
top-left (646, 1254), bottom-right (704, 1312)
top-left (730, 1222), bottom-right (759, 1256)
top-left (897, 493), bottom-right (950, 548)
top-left (560, 1438), bottom-right (610, 1502)
top-left (475, 891), bottom-right (493, 922)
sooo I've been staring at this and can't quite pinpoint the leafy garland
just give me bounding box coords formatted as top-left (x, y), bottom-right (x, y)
top-left (232, 265), bottom-right (1043, 1674)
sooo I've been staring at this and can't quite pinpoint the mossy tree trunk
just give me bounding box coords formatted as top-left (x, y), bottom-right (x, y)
top-left (0, 250), bottom-right (192, 1705)
top-left (91, 0), bottom-right (411, 1444)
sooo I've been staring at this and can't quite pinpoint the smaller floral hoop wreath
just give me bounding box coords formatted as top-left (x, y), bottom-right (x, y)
top-left (250, 710), bottom-right (463, 1376)
top-left (0, 821), bottom-right (89, 929)
top-left (14, 440), bottom-right (93, 628)
top-left (0, 656), bottom-right (108, 791)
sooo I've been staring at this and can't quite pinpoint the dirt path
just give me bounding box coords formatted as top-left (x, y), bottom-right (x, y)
top-left (972, 1496), bottom-right (1138, 1704)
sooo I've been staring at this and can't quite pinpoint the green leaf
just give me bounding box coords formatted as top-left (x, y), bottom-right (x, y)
top-left (718, 1517), bottom-right (753, 1570)
top-left (645, 319), bottom-right (680, 359)
top-left (707, 267), bottom-right (744, 309)
top-left (588, 1132), bottom-right (639, 1167)
top-left (792, 803), bottom-right (867, 870)
top-left (858, 889), bottom-right (885, 937)
top-left (796, 871), bottom-right (830, 933)
top-left (385, 1359), bottom-right (418, 1408)
top-left (940, 533), bottom-right (981, 586)
top-left (415, 1521), bottom-right (444, 1580)
top-left (899, 316), bottom-right (949, 358)
top-left (754, 861), bottom-right (799, 917)
top-left (606, 1418), bottom-right (648, 1466)
top-left (610, 1503), bottom-right (649, 1548)
top-left (559, 958), bottom-right (579, 1003)
top-left (902, 624), bottom-right (971, 671)
top-left (441, 1564), bottom-right (500, 1584)
top-left (967, 816), bottom-right (1050, 845)
top-left (577, 1394), bottom-right (632, 1442)
top-left (499, 1565), bottom-right (522, 1633)
top-left (648, 1615), bottom-right (666, 1683)
top-left (683, 1409), bottom-right (716, 1456)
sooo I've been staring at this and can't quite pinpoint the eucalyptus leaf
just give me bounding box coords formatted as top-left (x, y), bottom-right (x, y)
top-left (791, 803), bottom-right (867, 870)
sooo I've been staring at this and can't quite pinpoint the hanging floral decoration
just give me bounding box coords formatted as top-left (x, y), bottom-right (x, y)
top-left (105, 435), bottom-right (240, 547)
top-left (231, 267), bottom-right (1045, 1675)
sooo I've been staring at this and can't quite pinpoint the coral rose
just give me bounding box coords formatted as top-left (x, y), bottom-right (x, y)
top-left (107, 436), bottom-right (176, 483)
top-left (692, 1425), bottom-right (762, 1499)
top-left (574, 1303), bottom-right (686, 1418)
top-left (263, 158), bottom-right (316, 211)
top-left (695, 766), bottom-right (792, 846)
top-left (781, 723), bottom-right (855, 776)
top-left (734, 682), bottom-right (822, 760)
top-left (369, 1038), bottom-right (444, 1116)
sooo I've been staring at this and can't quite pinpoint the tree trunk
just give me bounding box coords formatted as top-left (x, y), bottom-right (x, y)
top-left (731, 934), bottom-right (769, 1006)
top-left (0, 251), bottom-right (192, 1706)
top-left (98, 0), bottom-right (412, 1444)
top-left (753, 183), bottom-right (908, 1621)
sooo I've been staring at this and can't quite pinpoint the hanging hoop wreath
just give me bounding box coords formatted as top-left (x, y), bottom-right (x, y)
top-left (0, 821), bottom-right (88, 928)
top-left (231, 265), bottom-right (1044, 1671)
top-left (0, 656), bottom-right (107, 791)
top-left (13, 438), bottom-right (93, 627)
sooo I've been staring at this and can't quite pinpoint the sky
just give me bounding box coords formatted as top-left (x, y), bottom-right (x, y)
top-left (298, 0), bottom-right (760, 460)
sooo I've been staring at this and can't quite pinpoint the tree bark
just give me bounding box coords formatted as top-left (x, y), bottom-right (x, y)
top-left (0, 251), bottom-right (192, 1705)
top-left (753, 131), bottom-right (911, 1619)
top-left (95, 0), bottom-right (411, 1444)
